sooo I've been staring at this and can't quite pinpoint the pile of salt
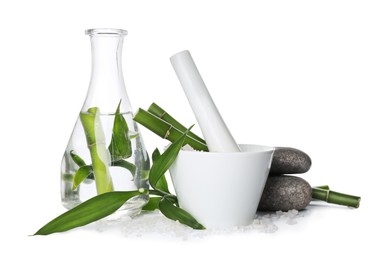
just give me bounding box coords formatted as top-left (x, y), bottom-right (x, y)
top-left (94, 209), bottom-right (306, 240)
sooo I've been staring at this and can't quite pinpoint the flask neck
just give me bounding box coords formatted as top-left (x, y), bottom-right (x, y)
top-left (83, 29), bottom-right (131, 114)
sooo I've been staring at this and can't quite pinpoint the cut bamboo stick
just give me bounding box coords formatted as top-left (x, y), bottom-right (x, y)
top-left (312, 187), bottom-right (361, 208)
top-left (148, 102), bottom-right (206, 144)
top-left (134, 108), bottom-right (208, 151)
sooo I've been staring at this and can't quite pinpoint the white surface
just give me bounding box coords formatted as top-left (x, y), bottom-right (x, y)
top-left (170, 50), bottom-right (241, 152)
top-left (0, 0), bottom-right (391, 259)
top-left (170, 145), bottom-right (274, 228)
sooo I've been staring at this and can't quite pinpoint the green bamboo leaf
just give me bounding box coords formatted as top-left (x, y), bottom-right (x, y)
top-left (111, 159), bottom-right (136, 177)
top-left (34, 191), bottom-right (142, 235)
top-left (152, 148), bottom-right (161, 162)
top-left (156, 175), bottom-right (169, 193)
top-left (149, 127), bottom-right (191, 189)
top-left (72, 165), bottom-right (93, 190)
top-left (70, 150), bottom-right (87, 167)
top-left (159, 196), bottom-right (205, 230)
top-left (70, 150), bottom-right (95, 180)
top-left (151, 148), bottom-right (169, 193)
top-left (142, 196), bottom-right (161, 211)
top-left (108, 101), bottom-right (132, 161)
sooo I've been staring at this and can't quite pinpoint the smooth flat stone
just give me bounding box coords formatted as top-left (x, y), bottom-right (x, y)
top-left (258, 176), bottom-right (312, 211)
top-left (270, 147), bottom-right (312, 175)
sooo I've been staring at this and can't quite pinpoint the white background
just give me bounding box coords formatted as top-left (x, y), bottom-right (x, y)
top-left (1, 0), bottom-right (391, 259)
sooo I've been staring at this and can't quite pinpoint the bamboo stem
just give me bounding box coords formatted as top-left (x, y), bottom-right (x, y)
top-left (80, 107), bottom-right (114, 194)
top-left (312, 187), bottom-right (360, 208)
top-left (313, 185), bottom-right (330, 190)
top-left (133, 108), bottom-right (208, 151)
top-left (148, 102), bottom-right (206, 144)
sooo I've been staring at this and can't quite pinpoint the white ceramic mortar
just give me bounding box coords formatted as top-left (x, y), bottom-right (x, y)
top-left (169, 144), bottom-right (274, 229)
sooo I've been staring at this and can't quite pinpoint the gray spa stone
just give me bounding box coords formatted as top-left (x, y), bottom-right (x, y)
top-left (270, 147), bottom-right (312, 175)
top-left (258, 176), bottom-right (312, 211)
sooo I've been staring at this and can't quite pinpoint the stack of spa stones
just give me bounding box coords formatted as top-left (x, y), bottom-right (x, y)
top-left (258, 147), bottom-right (313, 212)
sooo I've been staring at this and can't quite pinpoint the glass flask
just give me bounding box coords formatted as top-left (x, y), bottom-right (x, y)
top-left (61, 28), bottom-right (149, 216)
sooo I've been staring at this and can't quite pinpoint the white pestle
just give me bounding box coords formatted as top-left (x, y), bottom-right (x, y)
top-left (170, 50), bottom-right (241, 153)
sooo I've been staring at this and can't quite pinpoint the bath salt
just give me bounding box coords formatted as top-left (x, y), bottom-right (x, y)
top-left (93, 209), bottom-right (307, 239)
